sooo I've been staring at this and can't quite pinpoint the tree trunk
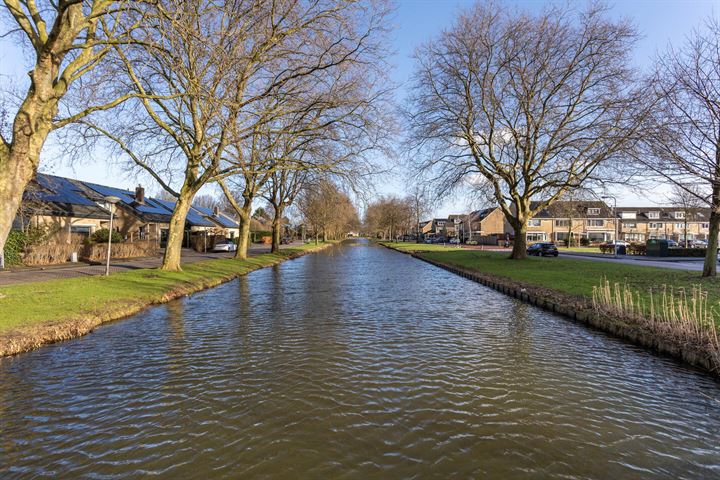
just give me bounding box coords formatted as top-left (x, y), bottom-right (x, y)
top-left (271, 205), bottom-right (284, 253)
top-left (510, 219), bottom-right (528, 259)
top-left (703, 185), bottom-right (720, 277)
top-left (161, 191), bottom-right (194, 271)
top-left (0, 52), bottom-right (64, 268)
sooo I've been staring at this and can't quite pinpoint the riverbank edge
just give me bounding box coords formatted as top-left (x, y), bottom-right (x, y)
top-left (0, 242), bottom-right (335, 358)
top-left (380, 243), bottom-right (718, 377)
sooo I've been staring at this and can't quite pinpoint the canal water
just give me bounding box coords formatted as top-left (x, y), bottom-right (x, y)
top-left (1, 240), bottom-right (719, 479)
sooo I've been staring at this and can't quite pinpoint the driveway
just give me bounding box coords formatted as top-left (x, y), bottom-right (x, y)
top-left (0, 243), bottom-right (285, 286)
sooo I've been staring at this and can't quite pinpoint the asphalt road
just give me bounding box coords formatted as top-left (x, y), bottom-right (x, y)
top-left (556, 252), bottom-right (709, 271)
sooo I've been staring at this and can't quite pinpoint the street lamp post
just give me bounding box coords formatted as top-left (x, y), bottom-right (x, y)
top-left (104, 196), bottom-right (121, 276)
top-left (602, 195), bottom-right (618, 258)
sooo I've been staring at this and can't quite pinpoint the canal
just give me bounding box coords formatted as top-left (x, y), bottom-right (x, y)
top-left (1, 240), bottom-right (719, 479)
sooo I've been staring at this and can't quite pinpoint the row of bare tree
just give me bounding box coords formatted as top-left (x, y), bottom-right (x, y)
top-left (0, 0), bottom-right (389, 270)
top-left (363, 188), bottom-right (431, 241)
top-left (404, 2), bottom-right (720, 276)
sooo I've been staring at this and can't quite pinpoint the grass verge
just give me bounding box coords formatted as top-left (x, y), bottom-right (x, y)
top-left (0, 242), bottom-right (334, 356)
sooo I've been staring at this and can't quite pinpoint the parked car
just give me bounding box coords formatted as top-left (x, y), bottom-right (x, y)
top-left (527, 242), bottom-right (559, 257)
top-left (602, 240), bottom-right (629, 247)
top-left (466, 239), bottom-right (478, 245)
top-left (667, 239), bottom-right (679, 248)
top-left (213, 241), bottom-right (238, 252)
top-left (690, 240), bottom-right (708, 248)
top-left (449, 237), bottom-right (460, 244)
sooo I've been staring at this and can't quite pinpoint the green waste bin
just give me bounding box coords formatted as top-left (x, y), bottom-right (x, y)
top-left (646, 239), bottom-right (669, 257)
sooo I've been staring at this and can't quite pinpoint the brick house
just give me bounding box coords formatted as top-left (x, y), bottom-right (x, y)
top-left (617, 207), bottom-right (710, 243)
top-left (523, 201), bottom-right (617, 244)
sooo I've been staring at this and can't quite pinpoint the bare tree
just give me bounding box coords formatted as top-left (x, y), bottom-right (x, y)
top-left (0, 0), bottom-right (142, 268)
top-left (263, 162), bottom-right (311, 253)
top-left (299, 179), bottom-right (358, 243)
top-left (635, 18), bottom-right (720, 276)
top-left (406, 2), bottom-right (643, 259)
top-left (364, 195), bottom-right (414, 240)
top-left (667, 184), bottom-right (707, 248)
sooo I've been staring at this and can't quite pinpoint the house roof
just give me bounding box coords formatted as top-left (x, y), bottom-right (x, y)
top-left (530, 200), bottom-right (614, 219)
top-left (465, 207), bottom-right (497, 223)
top-left (23, 174), bottom-right (111, 219)
top-left (80, 180), bottom-right (174, 224)
top-left (28, 174), bottom-right (236, 229)
top-left (192, 205), bottom-right (239, 228)
top-left (152, 198), bottom-right (217, 227)
top-left (616, 207), bottom-right (709, 221)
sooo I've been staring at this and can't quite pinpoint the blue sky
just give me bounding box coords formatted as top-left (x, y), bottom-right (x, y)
top-left (3, 0), bottom-right (719, 216)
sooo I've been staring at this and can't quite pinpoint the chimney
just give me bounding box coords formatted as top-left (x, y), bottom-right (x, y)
top-left (213, 206), bottom-right (220, 216)
top-left (135, 185), bottom-right (145, 205)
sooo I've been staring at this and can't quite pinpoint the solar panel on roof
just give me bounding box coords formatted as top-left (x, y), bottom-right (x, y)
top-left (192, 205), bottom-right (238, 228)
top-left (35, 174), bottom-right (97, 207)
top-left (155, 199), bottom-right (215, 226)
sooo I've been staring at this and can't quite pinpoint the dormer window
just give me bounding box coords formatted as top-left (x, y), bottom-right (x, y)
top-left (587, 208), bottom-right (600, 215)
top-left (648, 211), bottom-right (660, 219)
top-left (620, 212), bottom-right (636, 219)
top-left (675, 211), bottom-right (685, 219)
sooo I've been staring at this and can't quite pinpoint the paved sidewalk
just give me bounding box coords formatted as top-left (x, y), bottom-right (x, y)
top-left (0, 244), bottom-right (281, 286)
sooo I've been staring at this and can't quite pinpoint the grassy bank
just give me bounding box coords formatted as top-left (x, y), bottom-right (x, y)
top-left (0, 242), bottom-right (334, 356)
top-left (384, 242), bottom-right (720, 321)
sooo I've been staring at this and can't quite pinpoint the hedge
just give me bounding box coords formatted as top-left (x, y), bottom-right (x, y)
top-left (3, 230), bottom-right (28, 266)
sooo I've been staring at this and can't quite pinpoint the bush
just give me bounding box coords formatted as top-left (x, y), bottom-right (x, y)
top-left (628, 243), bottom-right (646, 255)
top-left (580, 237), bottom-right (590, 246)
top-left (90, 228), bottom-right (123, 244)
top-left (3, 230), bottom-right (28, 266)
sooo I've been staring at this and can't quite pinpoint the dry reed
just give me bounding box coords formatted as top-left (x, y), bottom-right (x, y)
top-left (592, 277), bottom-right (720, 370)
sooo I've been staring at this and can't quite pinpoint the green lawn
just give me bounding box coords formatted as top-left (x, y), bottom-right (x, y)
top-left (383, 242), bottom-right (720, 324)
top-left (0, 242), bottom-right (331, 334)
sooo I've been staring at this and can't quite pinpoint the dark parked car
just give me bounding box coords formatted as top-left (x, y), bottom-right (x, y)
top-left (527, 242), bottom-right (559, 257)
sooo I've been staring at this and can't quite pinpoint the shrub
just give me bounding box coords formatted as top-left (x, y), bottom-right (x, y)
top-left (3, 230), bottom-right (28, 266)
top-left (628, 243), bottom-right (646, 255)
top-left (90, 228), bottom-right (123, 244)
top-left (580, 237), bottom-right (590, 246)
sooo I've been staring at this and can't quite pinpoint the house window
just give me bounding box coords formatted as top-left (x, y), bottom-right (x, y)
top-left (702, 223), bottom-right (709, 229)
top-left (675, 211), bottom-right (685, 219)
top-left (526, 232), bottom-right (546, 242)
top-left (624, 222), bottom-right (637, 228)
top-left (528, 219), bottom-right (542, 227)
top-left (70, 226), bottom-right (92, 234)
top-left (649, 222), bottom-right (663, 229)
top-left (675, 223), bottom-right (684, 229)
top-left (587, 208), bottom-right (600, 215)
top-left (554, 219), bottom-right (570, 227)
top-left (620, 212), bottom-right (636, 219)
top-left (648, 211), bottom-right (660, 219)
top-left (587, 219), bottom-right (604, 227)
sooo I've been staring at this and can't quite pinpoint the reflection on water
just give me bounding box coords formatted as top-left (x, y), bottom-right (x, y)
top-left (1, 239), bottom-right (719, 479)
